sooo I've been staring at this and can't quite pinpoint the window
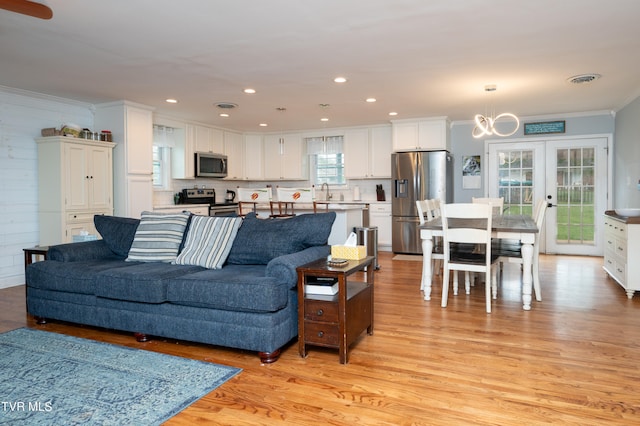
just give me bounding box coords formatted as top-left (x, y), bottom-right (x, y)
top-left (306, 136), bottom-right (346, 186)
top-left (152, 125), bottom-right (176, 189)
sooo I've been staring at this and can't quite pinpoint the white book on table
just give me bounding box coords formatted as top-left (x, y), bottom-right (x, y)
top-left (305, 277), bottom-right (339, 295)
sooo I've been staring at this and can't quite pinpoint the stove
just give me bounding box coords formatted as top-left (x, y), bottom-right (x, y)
top-left (179, 188), bottom-right (238, 216)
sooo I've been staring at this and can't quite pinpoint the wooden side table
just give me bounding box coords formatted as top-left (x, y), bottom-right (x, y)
top-left (23, 246), bottom-right (49, 271)
top-left (297, 256), bottom-right (374, 364)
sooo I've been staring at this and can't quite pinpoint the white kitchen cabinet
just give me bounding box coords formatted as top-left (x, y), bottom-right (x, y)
top-left (192, 124), bottom-right (224, 154)
top-left (603, 212), bottom-right (640, 298)
top-left (263, 133), bottom-right (307, 180)
top-left (392, 117), bottom-right (450, 151)
top-left (95, 100), bottom-right (155, 218)
top-left (344, 126), bottom-right (392, 178)
top-left (154, 204), bottom-right (209, 216)
top-left (224, 131), bottom-right (245, 180)
top-left (369, 202), bottom-right (392, 251)
top-left (36, 137), bottom-right (115, 245)
top-left (243, 134), bottom-right (264, 180)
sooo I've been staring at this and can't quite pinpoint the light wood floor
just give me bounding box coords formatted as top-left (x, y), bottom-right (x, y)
top-left (3, 253), bottom-right (640, 425)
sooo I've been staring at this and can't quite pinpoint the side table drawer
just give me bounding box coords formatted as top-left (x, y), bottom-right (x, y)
top-left (304, 321), bottom-right (339, 346)
top-left (304, 299), bottom-right (338, 322)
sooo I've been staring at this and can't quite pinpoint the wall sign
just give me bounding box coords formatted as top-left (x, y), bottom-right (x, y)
top-left (524, 120), bottom-right (565, 135)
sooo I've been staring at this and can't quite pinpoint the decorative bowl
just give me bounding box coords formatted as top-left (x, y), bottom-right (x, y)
top-left (614, 208), bottom-right (640, 217)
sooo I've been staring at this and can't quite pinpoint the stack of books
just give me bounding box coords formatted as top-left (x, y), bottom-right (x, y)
top-left (305, 276), bottom-right (339, 295)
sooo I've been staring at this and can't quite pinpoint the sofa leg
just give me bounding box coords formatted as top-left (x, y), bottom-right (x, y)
top-left (133, 332), bottom-right (149, 342)
top-left (258, 349), bottom-right (281, 364)
top-left (35, 316), bottom-right (47, 325)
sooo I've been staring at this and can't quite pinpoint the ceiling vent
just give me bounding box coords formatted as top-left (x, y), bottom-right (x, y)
top-left (215, 102), bottom-right (238, 110)
top-left (567, 74), bottom-right (601, 84)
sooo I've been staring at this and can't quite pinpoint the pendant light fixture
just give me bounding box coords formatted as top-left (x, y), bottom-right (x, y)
top-left (472, 85), bottom-right (520, 139)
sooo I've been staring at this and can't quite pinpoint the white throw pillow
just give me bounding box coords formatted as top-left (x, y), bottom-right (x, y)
top-left (126, 211), bottom-right (191, 263)
top-left (174, 216), bottom-right (243, 269)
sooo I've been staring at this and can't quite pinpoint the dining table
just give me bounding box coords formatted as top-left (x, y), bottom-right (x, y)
top-left (419, 214), bottom-right (539, 310)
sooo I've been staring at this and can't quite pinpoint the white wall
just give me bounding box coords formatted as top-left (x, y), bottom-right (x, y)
top-left (613, 95), bottom-right (640, 208)
top-left (0, 87), bottom-right (93, 288)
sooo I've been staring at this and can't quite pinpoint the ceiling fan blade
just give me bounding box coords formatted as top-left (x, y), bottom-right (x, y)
top-left (0, 0), bottom-right (53, 19)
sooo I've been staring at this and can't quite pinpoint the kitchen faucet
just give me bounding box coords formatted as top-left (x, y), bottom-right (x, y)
top-left (320, 182), bottom-right (332, 201)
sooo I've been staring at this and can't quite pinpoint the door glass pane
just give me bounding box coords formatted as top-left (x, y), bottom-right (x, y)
top-left (554, 147), bottom-right (595, 246)
top-left (498, 149), bottom-right (534, 215)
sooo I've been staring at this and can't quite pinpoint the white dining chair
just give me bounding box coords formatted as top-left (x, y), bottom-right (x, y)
top-left (494, 199), bottom-right (547, 301)
top-left (417, 199), bottom-right (444, 290)
top-left (472, 197), bottom-right (504, 215)
top-left (441, 203), bottom-right (499, 313)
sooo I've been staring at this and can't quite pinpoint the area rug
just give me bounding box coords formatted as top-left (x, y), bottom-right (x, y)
top-left (0, 328), bottom-right (241, 425)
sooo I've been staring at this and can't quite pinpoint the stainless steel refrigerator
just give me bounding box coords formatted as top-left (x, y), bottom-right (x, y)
top-left (392, 150), bottom-right (453, 254)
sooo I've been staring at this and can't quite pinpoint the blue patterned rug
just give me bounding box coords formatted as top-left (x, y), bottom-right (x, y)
top-left (0, 328), bottom-right (241, 425)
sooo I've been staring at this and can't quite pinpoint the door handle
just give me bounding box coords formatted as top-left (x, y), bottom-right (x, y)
top-left (546, 195), bottom-right (556, 208)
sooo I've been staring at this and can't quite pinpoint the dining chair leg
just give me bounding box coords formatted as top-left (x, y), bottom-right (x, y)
top-left (533, 259), bottom-right (542, 301)
top-left (453, 271), bottom-right (459, 296)
top-left (441, 268), bottom-right (450, 308)
top-left (485, 271), bottom-right (492, 313)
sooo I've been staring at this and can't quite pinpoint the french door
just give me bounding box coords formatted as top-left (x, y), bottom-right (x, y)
top-left (488, 136), bottom-right (609, 256)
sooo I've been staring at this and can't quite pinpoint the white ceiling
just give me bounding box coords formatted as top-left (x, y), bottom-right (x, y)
top-left (2, 0), bottom-right (640, 132)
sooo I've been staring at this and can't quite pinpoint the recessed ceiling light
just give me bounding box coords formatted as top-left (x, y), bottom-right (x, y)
top-left (388, 112), bottom-right (398, 116)
top-left (366, 98), bottom-right (376, 103)
top-left (321, 118), bottom-right (329, 122)
top-left (243, 88), bottom-right (256, 94)
top-left (567, 73), bottom-right (602, 84)
top-left (219, 113), bottom-right (229, 117)
top-left (165, 98), bottom-right (178, 104)
top-left (259, 123), bottom-right (268, 127)
top-left (333, 76), bottom-right (347, 83)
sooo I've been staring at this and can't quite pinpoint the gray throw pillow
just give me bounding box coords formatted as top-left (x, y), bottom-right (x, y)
top-left (126, 211), bottom-right (191, 263)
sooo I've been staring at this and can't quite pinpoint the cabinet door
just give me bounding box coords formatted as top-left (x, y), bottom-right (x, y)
top-left (125, 106), bottom-right (153, 175)
top-left (88, 146), bottom-right (113, 210)
top-left (263, 135), bottom-right (283, 179)
top-left (193, 125), bottom-right (212, 153)
top-left (125, 175), bottom-right (153, 219)
top-left (369, 203), bottom-right (392, 249)
top-left (65, 143), bottom-right (89, 210)
top-left (344, 129), bottom-right (370, 178)
top-left (224, 131), bottom-right (244, 180)
top-left (280, 134), bottom-right (305, 179)
top-left (418, 120), bottom-right (447, 150)
top-left (370, 127), bottom-right (392, 178)
top-left (244, 134), bottom-right (263, 180)
top-left (392, 122), bottom-right (419, 151)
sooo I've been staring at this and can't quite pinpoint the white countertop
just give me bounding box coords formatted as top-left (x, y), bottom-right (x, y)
top-left (154, 203), bottom-right (209, 209)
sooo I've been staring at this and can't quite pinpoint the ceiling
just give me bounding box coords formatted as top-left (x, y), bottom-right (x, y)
top-left (2, 0), bottom-right (640, 132)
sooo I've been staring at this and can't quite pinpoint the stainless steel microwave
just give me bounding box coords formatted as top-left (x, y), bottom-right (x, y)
top-left (195, 152), bottom-right (227, 178)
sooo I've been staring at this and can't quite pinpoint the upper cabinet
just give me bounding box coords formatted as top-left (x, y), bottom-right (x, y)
top-left (193, 124), bottom-right (224, 154)
top-left (344, 126), bottom-right (392, 178)
top-left (391, 117), bottom-right (450, 151)
top-left (263, 133), bottom-right (307, 180)
top-left (223, 131), bottom-right (244, 180)
top-left (243, 134), bottom-right (264, 181)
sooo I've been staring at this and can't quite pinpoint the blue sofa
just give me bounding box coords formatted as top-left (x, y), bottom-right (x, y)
top-left (26, 212), bottom-right (336, 363)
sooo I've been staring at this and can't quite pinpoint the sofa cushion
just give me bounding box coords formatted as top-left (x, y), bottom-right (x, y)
top-left (26, 259), bottom-right (136, 295)
top-left (174, 215), bottom-right (242, 269)
top-left (226, 212), bottom-right (336, 265)
top-left (126, 211), bottom-right (191, 263)
top-left (94, 215), bottom-right (140, 257)
top-left (166, 265), bottom-right (288, 312)
top-left (94, 263), bottom-right (204, 303)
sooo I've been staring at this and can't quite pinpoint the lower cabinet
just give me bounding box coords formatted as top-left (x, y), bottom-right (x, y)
top-left (369, 203), bottom-right (392, 251)
top-left (603, 212), bottom-right (640, 298)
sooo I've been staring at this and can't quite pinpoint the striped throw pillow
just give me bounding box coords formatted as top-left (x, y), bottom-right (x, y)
top-left (125, 211), bottom-right (191, 263)
top-left (174, 216), bottom-right (243, 269)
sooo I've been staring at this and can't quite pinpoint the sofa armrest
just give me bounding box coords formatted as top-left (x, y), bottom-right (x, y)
top-left (48, 240), bottom-right (122, 262)
top-left (265, 245), bottom-right (331, 288)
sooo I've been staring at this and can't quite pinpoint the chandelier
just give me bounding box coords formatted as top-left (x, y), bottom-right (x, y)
top-left (472, 85), bottom-right (520, 139)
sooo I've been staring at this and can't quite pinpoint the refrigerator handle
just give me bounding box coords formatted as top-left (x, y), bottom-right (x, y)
top-left (395, 179), bottom-right (408, 198)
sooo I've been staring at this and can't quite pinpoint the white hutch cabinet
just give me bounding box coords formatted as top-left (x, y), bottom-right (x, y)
top-left (36, 136), bottom-right (115, 245)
